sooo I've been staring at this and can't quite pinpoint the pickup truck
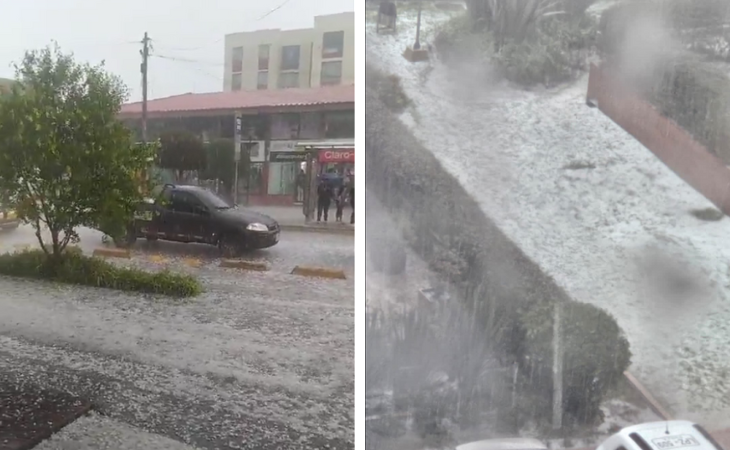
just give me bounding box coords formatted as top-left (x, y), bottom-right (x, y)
top-left (117, 184), bottom-right (280, 257)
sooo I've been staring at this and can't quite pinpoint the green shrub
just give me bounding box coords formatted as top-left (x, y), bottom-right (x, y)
top-left (0, 249), bottom-right (202, 297)
top-left (434, 10), bottom-right (597, 87)
top-left (365, 65), bottom-right (411, 113)
top-left (519, 301), bottom-right (631, 425)
top-left (494, 15), bottom-right (597, 87)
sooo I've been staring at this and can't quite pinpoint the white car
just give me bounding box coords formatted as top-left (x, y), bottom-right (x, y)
top-left (455, 438), bottom-right (547, 450)
top-left (597, 421), bottom-right (725, 450)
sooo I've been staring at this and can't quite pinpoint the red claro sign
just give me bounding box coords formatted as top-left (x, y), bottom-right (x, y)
top-left (318, 149), bottom-right (355, 163)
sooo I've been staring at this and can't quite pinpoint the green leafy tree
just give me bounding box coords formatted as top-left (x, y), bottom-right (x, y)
top-left (198, 138), bottom-right (249, 197)
top-left (0, 44), bottom-right (158, 261)
top-left (158, 130), bottom-right (207, 182)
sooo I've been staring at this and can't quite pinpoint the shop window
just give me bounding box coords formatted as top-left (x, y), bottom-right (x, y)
top-left (280, 45), bottom-right (300, 71)
top-left (321, 61), bottom-right (342, 86)
top-left (324, 111), bottom-right (354, 139)
top-left (299, 113), bottom-right (321, 139)
top-left (243, 163), bottom-right (265, 195)
top-left (231, 73), bottom-right (242, 91)
top-left (322, 31), bottom-right (344, 59)
top-left (267, 162), bottom-right (298, 196)
top-left (231, 46), bottom-right (243, 73)
top-left (278, 72), bottom-right (299, 89)
top-left (258, 44), bottom-right (270, 71)
top-left (257, 71), bottom-right (268, 90)
top-left (270, 114), bottom-right (300, 140)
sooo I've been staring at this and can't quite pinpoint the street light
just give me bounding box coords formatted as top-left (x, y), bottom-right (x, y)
top-left (403, 1), bottom-right (429, 62)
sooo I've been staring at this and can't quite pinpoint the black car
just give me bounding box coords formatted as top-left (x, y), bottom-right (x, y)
top-left (117, 184), bottom-right (280, 256)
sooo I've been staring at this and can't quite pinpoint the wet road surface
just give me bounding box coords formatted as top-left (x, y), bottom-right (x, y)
top-left (0, 226), bottom-right (354, 449)
top-left (0, 225), bottom-right (353, 276)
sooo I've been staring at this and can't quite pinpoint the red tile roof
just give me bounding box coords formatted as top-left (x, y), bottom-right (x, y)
top-left (119, 84), bottom-right (354, 118)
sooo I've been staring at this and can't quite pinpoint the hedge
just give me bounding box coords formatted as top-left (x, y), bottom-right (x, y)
top-left (365, 73), bottom-right (631, 426)
top-left (0, 248), bottom-right (202, 297)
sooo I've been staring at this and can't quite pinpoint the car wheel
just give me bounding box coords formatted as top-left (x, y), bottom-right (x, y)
top-left (218, 234), bottom-right (243, 258)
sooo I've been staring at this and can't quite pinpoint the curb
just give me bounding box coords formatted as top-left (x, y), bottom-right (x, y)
top-left (622, 371), bottom-right (673, 420)
top-left (219, 259), bottom-right (269, 271)
top-left (92, 247), bottom-right (131, 259)
top-left (291, 265), bottom-right (348, 280)
top-left (279, 224), bottom-right (354, 236)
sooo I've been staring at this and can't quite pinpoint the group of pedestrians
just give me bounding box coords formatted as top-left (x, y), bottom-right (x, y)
top-left (317, 176), bottom-right (354, 224)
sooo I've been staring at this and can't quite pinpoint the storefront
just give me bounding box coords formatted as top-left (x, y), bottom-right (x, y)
top-left (296, 140), bottom-right (355, 221)
top-left (268, 140), bottom-right (308, 205)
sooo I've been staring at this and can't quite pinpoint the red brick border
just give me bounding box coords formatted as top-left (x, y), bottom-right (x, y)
top-left (586, 64), bottom-right (730, 215)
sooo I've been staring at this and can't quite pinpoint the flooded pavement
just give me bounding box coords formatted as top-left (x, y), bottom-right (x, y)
top-left (0, 226), bottom-right (354, 450)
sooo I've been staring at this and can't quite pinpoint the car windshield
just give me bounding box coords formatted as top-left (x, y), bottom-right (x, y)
top-left (194, 188), bottom-right (234, 209)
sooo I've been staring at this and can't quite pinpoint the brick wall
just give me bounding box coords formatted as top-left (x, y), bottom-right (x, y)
top-left (586, 63), bottom-right (730, 215)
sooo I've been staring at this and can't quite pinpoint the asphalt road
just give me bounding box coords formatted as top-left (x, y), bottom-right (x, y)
top-left (0, 226), bottom-right (354, 450)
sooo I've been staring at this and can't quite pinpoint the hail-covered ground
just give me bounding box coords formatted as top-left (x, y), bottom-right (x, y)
top-left (0, 227), bottom-right (354, 449)
top-left (367, 3), bottom-right (730, 428)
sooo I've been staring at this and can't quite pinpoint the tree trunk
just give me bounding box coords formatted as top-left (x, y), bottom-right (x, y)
top-left (50, 228), bottom-right (62, 263)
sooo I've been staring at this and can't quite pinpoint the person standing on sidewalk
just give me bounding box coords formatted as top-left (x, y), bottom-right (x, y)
top-left (349, 183), bottom-right (355, 225)
top-left (335, 184), bottom-right (346, 222)
top-left (317, 180), bottom-right (333, 222)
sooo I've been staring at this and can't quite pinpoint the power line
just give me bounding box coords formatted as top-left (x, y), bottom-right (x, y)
top-left (152, 55), bottom-right (223, 81)
top-left (151, 0), bottom-right (296, 52)
top-left (153, 54), bottom-right (223, 67)
top-left (256, 0), bottom-right (294, 21)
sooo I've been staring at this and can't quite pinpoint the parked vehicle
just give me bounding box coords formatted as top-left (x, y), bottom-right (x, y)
top-left (455, 438), bottom-right (547, 450)
top-left (116, 184), bottom-right (280, 257)
top-left (0, 204), bottom-right (20, 231)
top-left (597, 421), bottom-right (725, 450)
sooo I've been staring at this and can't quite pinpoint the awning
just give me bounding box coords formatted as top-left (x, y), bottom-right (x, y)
top-left (295, 139), bottom-right (355, 150)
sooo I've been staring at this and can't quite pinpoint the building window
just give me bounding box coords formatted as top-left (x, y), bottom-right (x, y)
top-left (277, 72), bottom-right (299, 89)
top-left (280, 45), bottom-right (300, 71)
top-left (231, 46), bottom-right (243, 73)
top-left (271, 114), bottom-right (300, 139)
top-left (267, 162), bottom-right (298, 196)
top-left (257, 71), bottom-right (268, 90)
top-left (321, 61), bottom-right (342, 86)
top-left (323, 111), bottom-right (354, 139)
top-left (322, 31), bottom-right (344, 59)
top-left (231, 73), bottom-right (242, 91)
top-left (258, 44), bottom-right (270, 71)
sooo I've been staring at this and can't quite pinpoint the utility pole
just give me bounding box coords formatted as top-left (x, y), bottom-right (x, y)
top-left (552, 302), bottom-right (564, 430)
top-left (414, 1), bottom-right (423, 50)
top-left (140, 32), bottom-right (151, 143)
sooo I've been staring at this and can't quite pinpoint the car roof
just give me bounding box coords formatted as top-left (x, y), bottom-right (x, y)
top-left (455, 438), bottom-right (547, 450)
top-left (598, 421), bottom-right (723, 450)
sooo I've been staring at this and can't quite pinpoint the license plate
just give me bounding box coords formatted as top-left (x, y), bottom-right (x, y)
top-left (652, 435), bottom-right (701, 449)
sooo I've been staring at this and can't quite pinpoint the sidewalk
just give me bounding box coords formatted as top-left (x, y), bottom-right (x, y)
top-left (253, 205), bottom-right (354, 235)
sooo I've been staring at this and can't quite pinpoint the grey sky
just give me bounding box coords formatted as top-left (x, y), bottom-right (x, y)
top-left (0, 0), bottom-right (353, 102)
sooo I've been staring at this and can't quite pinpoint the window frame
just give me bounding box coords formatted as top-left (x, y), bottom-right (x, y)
top-left (231, 46), bottom-right (243, 73)
top-left (257, 71), bottom-right (268, 90)
top-left (280, 45), bottom-right (301, 71)
top-left (277, 72), bottom-right (299, 89)
top-left (322, 31), bottom-right (344, 59)
top-left (258, 44), bottom-right (270, 71)
top-left (231, 73), bottom-right (243, 91)
top-left (320, 61), bottom-right (342, 86)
